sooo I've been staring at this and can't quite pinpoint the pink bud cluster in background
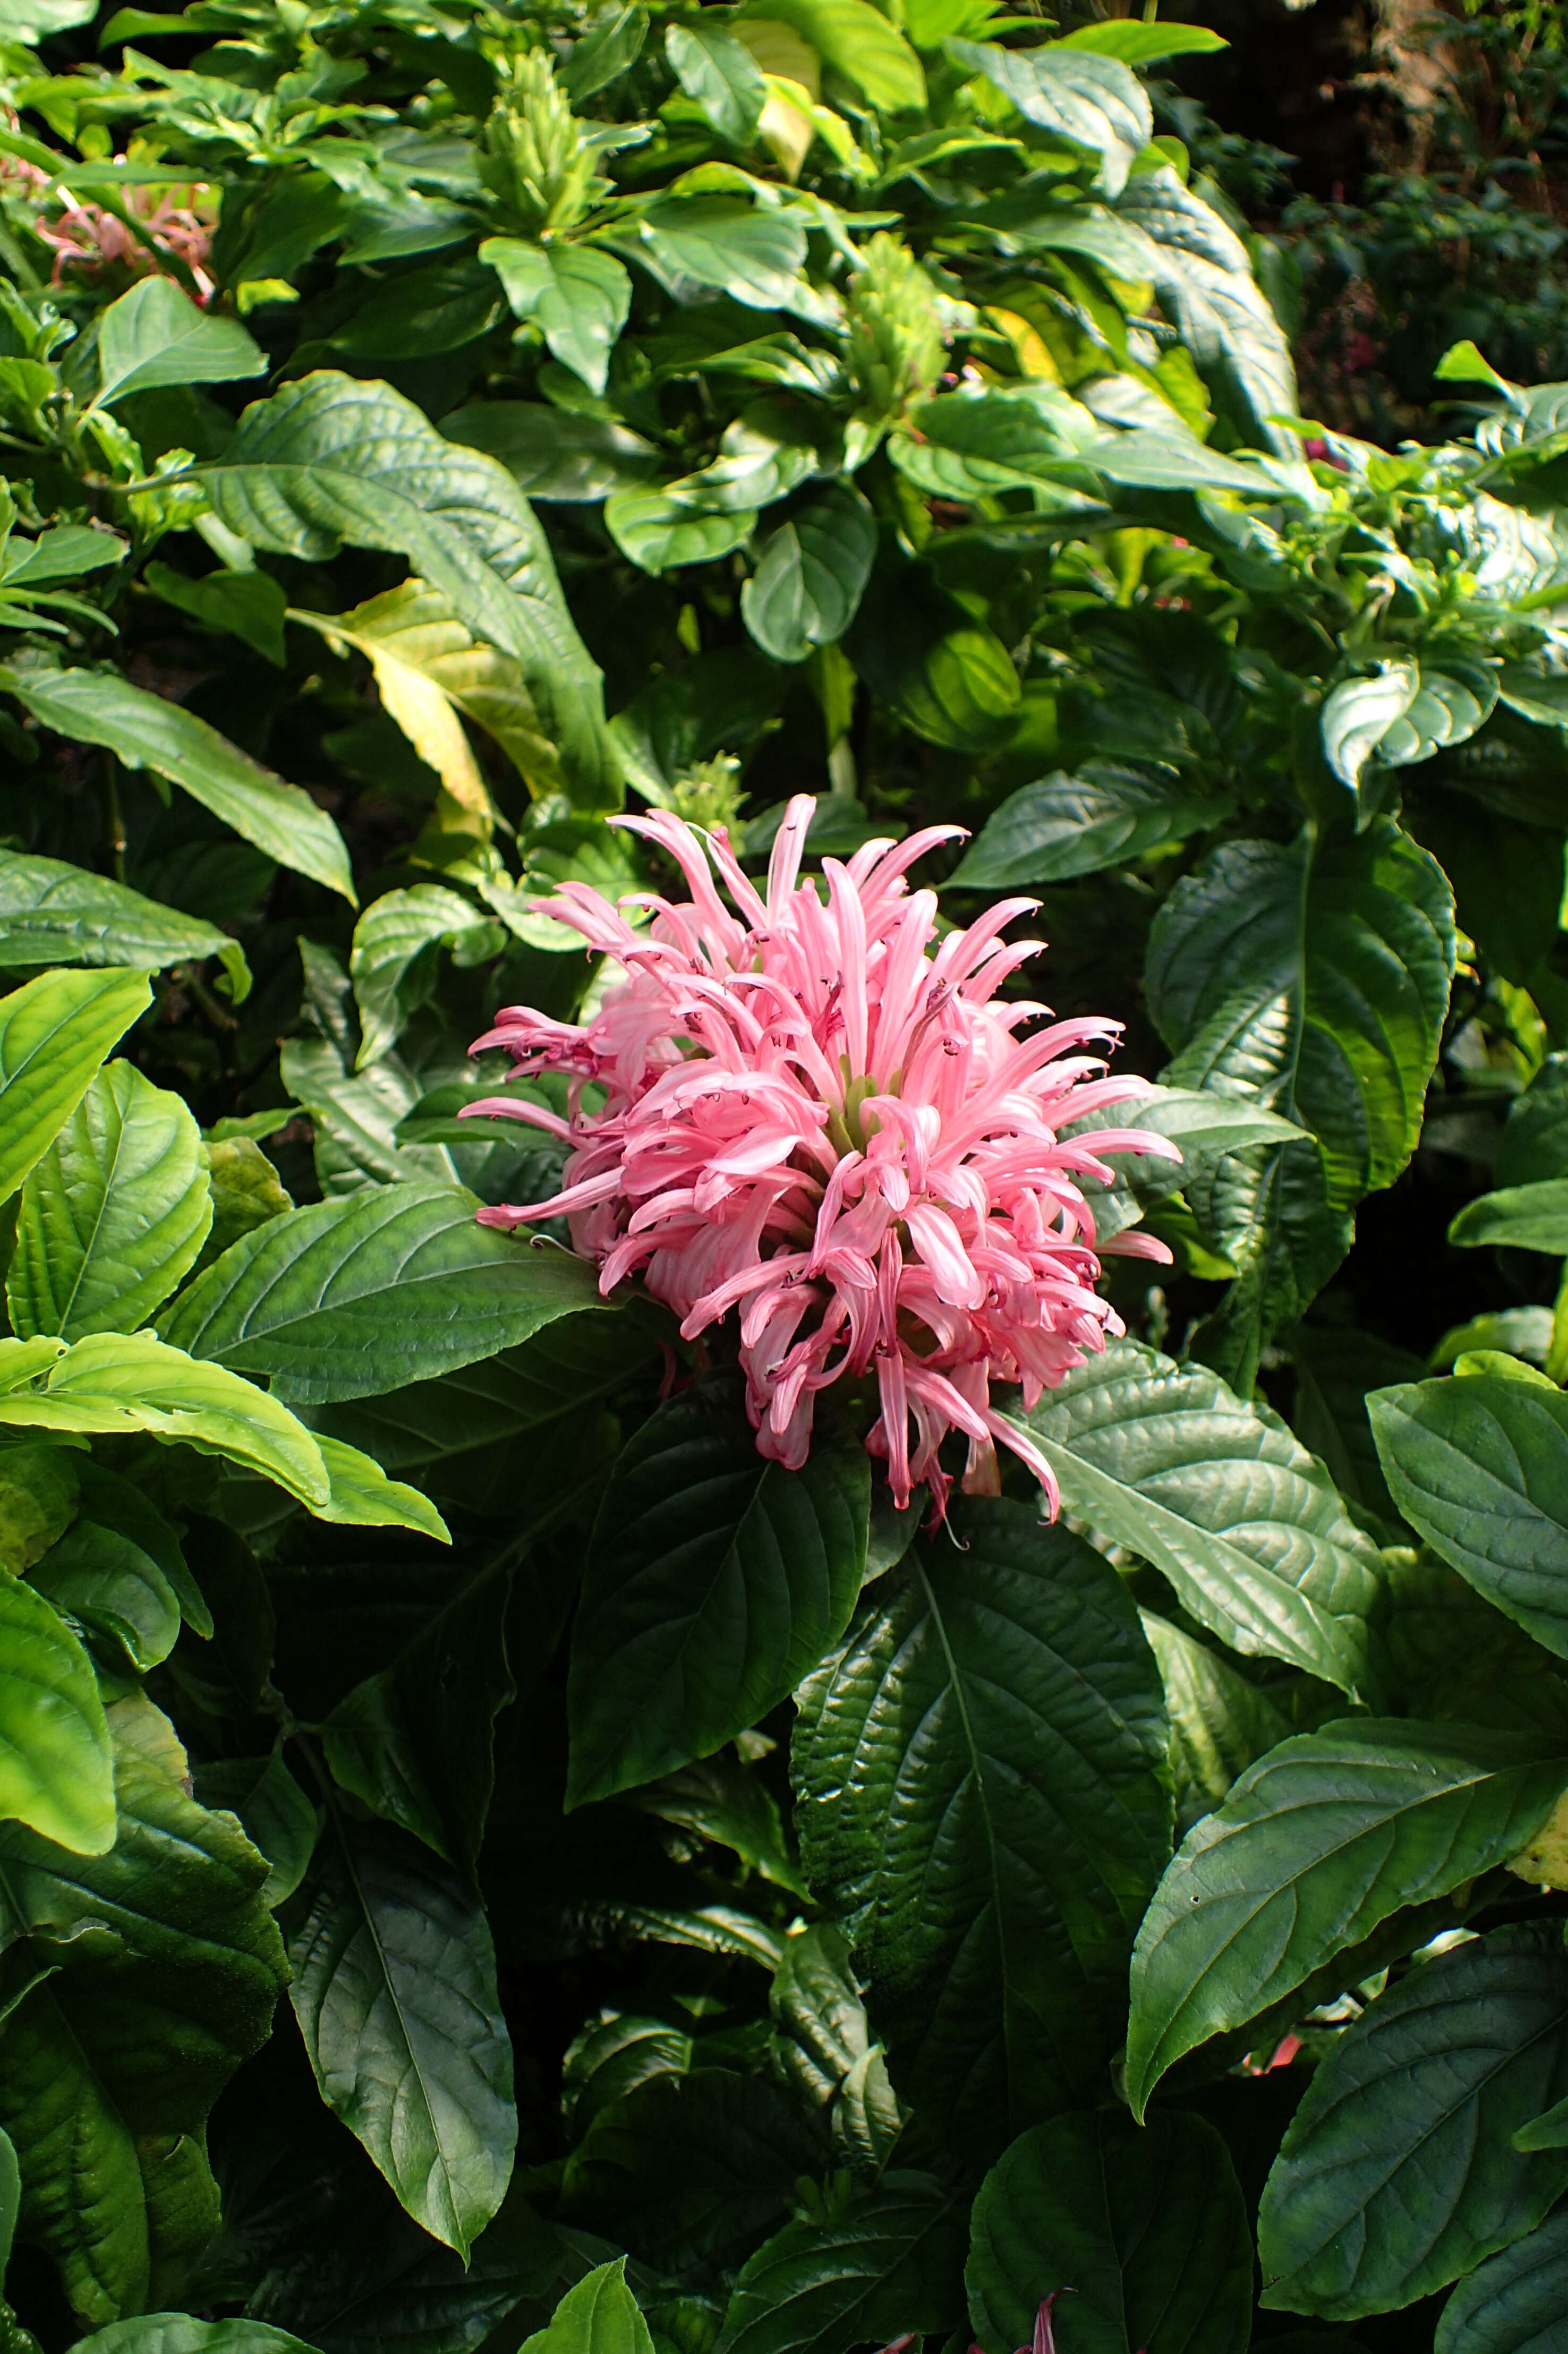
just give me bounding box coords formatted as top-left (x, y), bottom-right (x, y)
top-left (468, 797), bottom-right (1175, 1517)
top-left (0, 150), bottom-right (214, 301)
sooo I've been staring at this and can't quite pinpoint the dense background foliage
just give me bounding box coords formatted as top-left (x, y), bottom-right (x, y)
top-left (7, 2), bottom-right (1568, 2351)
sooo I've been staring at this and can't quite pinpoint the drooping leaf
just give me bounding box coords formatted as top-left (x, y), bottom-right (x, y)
top-left (30, 1517), bottom-right (182, 1675)
top-left (794, 1498), bottom-right (1170, 2160)
top-left (311, 1436), bottom-right (452, 1543)
top-left (713, 2173), bottom-right (966, 2354)
top-left (1320, 662), bottom-right (1420, 792)
top-left (0, 967), bottom-right (151, 1207)
top-left (94, 278), bottom-right (265, 407)
top-left (1368, 1374), bottom-right (1568, 1659)
top-left (198, 372), bottom-right (619, 808)
top-left (159, 1181), bottom-right (605, 1403)
top-left (9, 1062), bottom-right (212, 1340)
top-left (1124, 1720), bottom-right (1568, 2120)
top-left (0, 1694), bottom-right (288, 2325)
top-left (0, 1569), bottom-right (114, 1852)
top-left (193, 1751), bottom-right (319, 1909)
top-left (482, 240), bottom-right (633, 397)
top-left (740, 483), bottom-right (876, 663)
top-left (306, 579), bottom-right (559, 811)
top-left (1258, 1925), bottom-right (1568, 2321)
top-left (1116, 164), bottom-right (1298, 449)
top-left (1008, 1336), bottom-right (1381, 1693)
top-left (745, 0), bottom-right (924, 110)
top-left (289, 1815), bottom-right (515, 2260)
top-left (0, 663), bottom-right (355, 903)
top-left (0, 848), bottom-right (250, 1000)
top-left (1450, 1179), bottom-right (1568, 1253)
top-left (347, 886), bottom-right (495, 1070)
top-left (950, 762), bottom-right (1220, 888)
top-left (967, 2109), bottom-right (1252, 2354)
top-left (567, 1381), bottom-right (870, 1806)
top-left (0, 1330), bottom-right (331, 1509)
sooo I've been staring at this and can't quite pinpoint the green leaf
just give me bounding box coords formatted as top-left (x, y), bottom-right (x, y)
top-left (794, 1498), bottom-right (1169, 2159)
top-left (1140, 1611), bottom-right (1290, 1836)
top-left (482, 240), bottom-right (632, 397)
top-left (1117, 165), bottom-right (1298, 451)
top-left (604, 487), bottom-right (757, 575)
top-left (0, 1442), bottom-right (78, 1573)
top-left (0, 967), bottom-right (151, 1207)
top-left (714, 2173), bottom-right (966, 2354)
top-left (0, 2121), bottom-right (17, 2282)
top-left (1124, 1719), bottom-right (1568, 2120)
top-left (1434, 2210), bottom-right (1568, 2354)
top-left (198, 372), bottom-right (619, 810)
top-left (1498, 1054), bottom-right (1568, 1185)
top-left (603, 194), bottom-right (808, 312)
top-left (740, 483), bottom-right (876, 663)
top-left (950, 761), bottom-right (1220, 888)
top-left (322, 1559), bottom-right (511, 1870)
top-left (442, 402), bottom-right (661, 502)
top-left (1368, 1374), bottom-right (1568, 1659)
top-left (192, 1752), bottom-right (319, 1909)
top-left (200, 1137), bottom-right (292, 1271)
top-left (159, 1181), bottom-right (604, 1403)
top-left (0, 1693), bottom-right (288, 2326)
top-left (519, 2262), bottom-right (654, 2354)
top-left (564, 5), bottom-right (647, 99)
top-left (10, 1062), bottom-right (211, 1341)
top-left (72, 2322), bottom-right (321, 2354)
top-left (1059, 20), bottom-right (1228, 62)
top-left (1007, 1336), bottom-right (1380, 1693)
top-left (94, 278), bottom-right (265, 408)
top-left (948, 39), bottom-right (1149, 195)
top-left (567, 1381), bottom-right (870, 1806)
top-left (1259, 1925), bottom-right (1568, 2321)
top-left (1146, 825), bottom-right (1455, 1383)
top-left (0, 663), bottom-right (354, 903)
top-left (1320, 662), bottom-right (1420, 790)
top-left (967, 2110), bottom-right (1252, 2354)
top-left (1285, 1321), bottom-right (1426, 1529)
top-left (849, 570), bottom-right (1019, 751)
top-left (30, 1517), bottom-right (182, 1675)
top-left (1376, 662), bottom-right (1498, 767)
top-left (0, 847), bottom-right (250, 1001)
top-left (312, 1436), bottom-right (451, 1542)
top-left (75, 1458), bottom-right (208, 1636)
top-left (289, 1816), bottom-right (515, 2258)
top-left (348, 885), bottom-right (494, 1070)
top-left (1450, 1179), bottom-right (1568, 1253)
top-left (0, 1570), bottom-right (114, 1852)
top-left (666, 22), bottom-right (766, 144)
top-left (742, 0), bottom-right (925, 109)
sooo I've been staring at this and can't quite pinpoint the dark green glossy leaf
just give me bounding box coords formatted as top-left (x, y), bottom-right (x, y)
top-left (482, 242), bottom-right (632, 397)
top-left (948, 40), bottom-right (1148, 195)
top-left (740, 484), bottom-right (876, 663)
top-left (1369, 1374), bottom-right (1568, 1659)
top-left (1008, 1336), bottom-right (1381, 1693)
top-left (950, 762), bottom-right (1219, 888)
top-left (289, 1817), bottom-right (515, 2259)
top-left (193, 1752), bottom-right (319, 1908)
top-left (568, 1383), bottom-right (868, 1806)
top-left (967, 2110), bottom-right (1251, 2354)
top-left (160, 1182), bottom-right (604, 1404)
top-left (95, 278), bottom-right (264, 406)
top-left (441, 403), bottom-right (660, 502)
top-left (30, 1516), bottom-right (182, 1674)
top-left (1140, 1611), bottom-right (1290, 1836)
top-left (1125, 1720), bottom-right (1568, 2120)
top-left (0, 1568), bottom-right (113, 1852)
top-left (1259, 1926), bottom-right (1568, 2321)
top-left (794, 1498), bottom-right (1169, 2160)
top-left (1435, 2210), bottom-right (1568, 2353)
top-left (519, 2261), bottom-right (653, 2354)
top-left (714, 2173), bottom-right (966, 2354)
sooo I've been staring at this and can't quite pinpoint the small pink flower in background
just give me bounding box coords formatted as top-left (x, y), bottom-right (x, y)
top-left (0, 151), bottom-right (215, 301)
top-left (468, 797), bottom-right (1176, 1517)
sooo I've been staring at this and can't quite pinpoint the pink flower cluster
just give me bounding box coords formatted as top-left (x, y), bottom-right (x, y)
top-left (0, 155), bottom-right (214, 301)
top-left (468, 797), bottom-right (1175, 1516)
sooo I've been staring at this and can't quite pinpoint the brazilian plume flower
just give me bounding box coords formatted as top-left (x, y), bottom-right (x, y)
top-left (467, 798), bottom-right (1177, 1517)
